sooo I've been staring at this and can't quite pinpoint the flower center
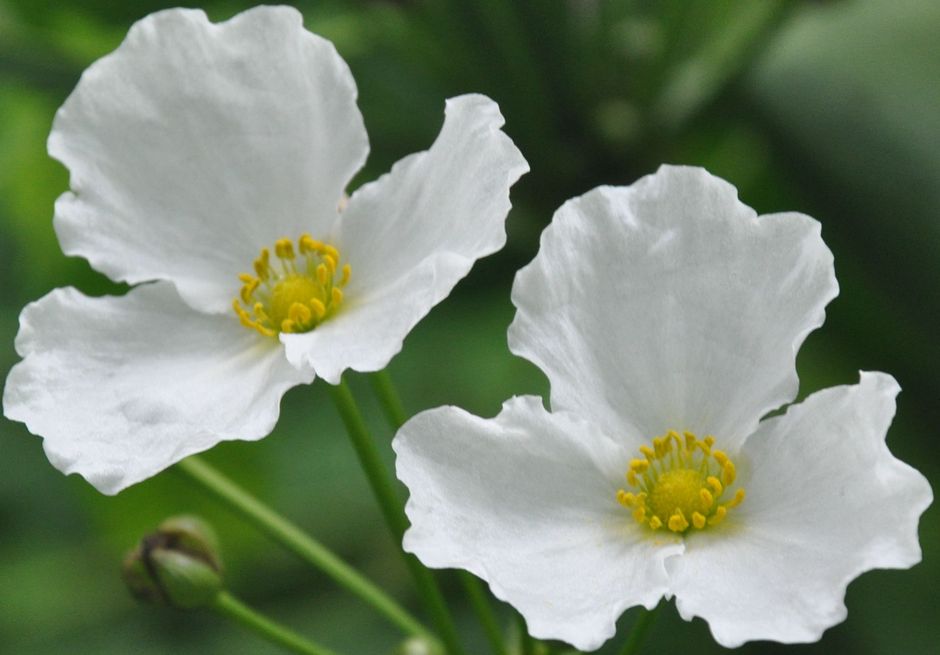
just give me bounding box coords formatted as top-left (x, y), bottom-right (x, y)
top-left (617, 431), bottom-right (745, 533)
top-left (233, 235), bottom-right (350, 337)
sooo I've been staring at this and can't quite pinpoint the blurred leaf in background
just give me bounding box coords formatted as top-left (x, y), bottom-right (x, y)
top-left (0, 1), bottom-right (936, 654)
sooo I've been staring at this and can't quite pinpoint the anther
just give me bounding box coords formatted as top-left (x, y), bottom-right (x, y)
top-left (629, 459), bottom-right (649, 473)
top-left (653, 436), bottom-right (667, 457)
top-left (708, 506), bottom-right (727, 526)
top-left (668, 510), bottom-right (689, 533)
top-left (254, 248), bottom-right (271, 279)
top-left (275, 238), bottom-right (295, 260)
top-left (617, 490), bottom-right (634, 507)
top-left (707, 476), bottom-right (723, 496)
top-left (310, 298), bottom-right (327, 320)
top-left (299, 234), bottom-right (318, 254)
top-left (721, 461), bottom-right (736, 486)
top-left (700, 488), bottom-right (714, 509)
top-left (288, 302), bottom-right (312, 326)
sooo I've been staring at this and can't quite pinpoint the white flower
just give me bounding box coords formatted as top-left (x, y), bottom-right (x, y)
top-left (394, 165), bottom-right (932, 650)
top-left (2, 6), bottom-right (527, 495)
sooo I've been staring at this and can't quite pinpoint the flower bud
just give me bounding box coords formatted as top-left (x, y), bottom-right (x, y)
top-left (394, 636), bottom-right (444, 655)
top-left (122, 515), bottom-right (224, 609)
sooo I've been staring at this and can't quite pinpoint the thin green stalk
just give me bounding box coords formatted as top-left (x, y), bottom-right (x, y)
top-left (369, 370), bottom-right (508, 655)
top-left (518, 613), bottom-right (535, 655)
top-left (175, 457), bottom-right (432, 643)
top-left (460, 573), bottom-right (508, 655)
top-left (369, 369), bottom-right (409, 429)
top-left (211, 591), bottom-right (340, 655)
top-left (617, 605), bottom-right (661, 655)
top-left (328, 379), bottom-right (464, 655)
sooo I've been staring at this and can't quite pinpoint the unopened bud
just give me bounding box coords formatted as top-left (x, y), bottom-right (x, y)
top-left (122, 515), bottom-right (224, 609)
top-left (394, 636), bottom-right (443, 655)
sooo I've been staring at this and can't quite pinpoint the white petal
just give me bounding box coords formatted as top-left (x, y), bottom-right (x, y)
top-left (282, 95), bottom-right (528, 383)
top-left (395, 396), bottom-right (680, 652)
top-left (509, 165), bottom-right (838, 451)
top-left (50, 7), bottom-right (368, 313)
top-left (2, 283), bottom-right (313, 494)
top-left (667, 372), bottom-right (932, 647)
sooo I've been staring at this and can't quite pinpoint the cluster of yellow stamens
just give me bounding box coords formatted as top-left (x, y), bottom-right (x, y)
top-left (617, 431), bottom-right (745, 534)
top-left (233, 235), bottom-right (350, 337)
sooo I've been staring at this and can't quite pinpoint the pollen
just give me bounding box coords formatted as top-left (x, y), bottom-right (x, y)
top-left (233, 235), bottom-right (350, 337)
top-left (616, 431), bottom-right (745, 534)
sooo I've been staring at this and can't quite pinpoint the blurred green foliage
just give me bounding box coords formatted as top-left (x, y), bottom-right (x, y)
top-left (0, 1), bottom-right (937, 654)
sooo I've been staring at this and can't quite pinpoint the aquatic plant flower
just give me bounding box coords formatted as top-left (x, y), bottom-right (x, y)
top-left (395, 166), bottom-right (931, 650)
top-left (2, 6), bottom-right (527, 494)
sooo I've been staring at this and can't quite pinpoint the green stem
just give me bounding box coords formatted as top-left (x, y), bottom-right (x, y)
top-left (369, 370), bottom-right (508, 655)
top-left (211, 591), bottom-right (340, 655)
top-left (617, 605), bottom-right (661, 655)
top-left (175, 457), bottom-right (432, 642)
top-left (328, 379), bottom-right (464, 655)
top-left (517, 613), bottom-right (535, 655)
top-left (460, 573), bottom-right (507, 655)
top-left (369, 369), bottom-right (409, 429)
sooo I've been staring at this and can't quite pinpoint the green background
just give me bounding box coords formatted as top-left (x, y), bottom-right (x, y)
top-left (1, 0), bottom-right (937, 653)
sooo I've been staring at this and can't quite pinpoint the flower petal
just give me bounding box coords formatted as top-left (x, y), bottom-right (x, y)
top-left (2, 283), bottom-right (313, 494)
top-left (50, 6), bottom-right (368, 313)
top-left (283, 94), bottom-right (528, 382)
top-left (395, 396), bottom-right (680, 652)
top-left (667, 372), bottom-right (932, 647)
top-left (509, 165), bottom-right (838, 451)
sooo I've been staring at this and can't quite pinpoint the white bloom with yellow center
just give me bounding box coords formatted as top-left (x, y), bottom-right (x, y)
top-left (2, 6), bottom-right (527, 495)
top-left (394, 166), bottom-right (932, 650)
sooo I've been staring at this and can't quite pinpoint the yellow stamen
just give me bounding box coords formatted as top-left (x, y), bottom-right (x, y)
top-left (310, 298), bottom-right (327, 320)
top-left (254, 248), bottom-right (271, 279)
top-left (233, 235), bottom-right (349, 337)
top-left (699, 488), bottom-right (714, 509)
top-left (726, 488), bottom-right (746, 508)
top-left (668, 509), bottom-right (689, 533)
top-left (707, 476), bottom-right (723, 496)
top-left (722, 461), bottom-right (736, 487)
top-left (708, 506), bottom-right (728, 526)
top-left (275, 238), bottom-right (295, 260)
top-left (617, 430), bottom-right (745, 535)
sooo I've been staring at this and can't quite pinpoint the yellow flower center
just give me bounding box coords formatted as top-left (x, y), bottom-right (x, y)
top-left (617, 431), bottom-right (745, 533)
top-left (233, 235), bottom-right (350, 337)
